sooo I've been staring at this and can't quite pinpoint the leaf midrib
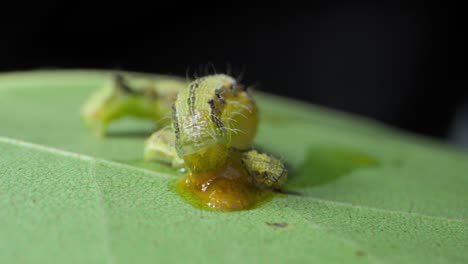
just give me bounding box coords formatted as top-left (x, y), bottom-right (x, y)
top-left (89, 159), bottom-right (116, 264)
top-left (1, 135), bottom-right (465, 224)
top-left (0, 136), bottom-right (175, 180)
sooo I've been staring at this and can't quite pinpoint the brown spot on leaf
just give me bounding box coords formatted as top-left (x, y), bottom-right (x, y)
top-left (356, 250), bottom-right (366, 256)
top-left (266, 222), bottom-right (288, 228)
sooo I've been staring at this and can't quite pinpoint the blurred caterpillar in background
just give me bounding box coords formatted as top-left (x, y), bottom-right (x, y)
top-left (81, 73), bottom-right (186, 137)
top-left (81, 73), bottom-right (287, 192)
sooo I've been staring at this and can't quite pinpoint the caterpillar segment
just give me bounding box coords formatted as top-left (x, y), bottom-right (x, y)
top-left (241, 150), bottom-right (288, 190)
top-left (172, 74), bottom-right (258, 173)
top-left (81, 74), bottom-right (186, 137)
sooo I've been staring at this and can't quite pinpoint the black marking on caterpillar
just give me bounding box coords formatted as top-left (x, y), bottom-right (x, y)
top-left (208, 99), bottom-right (225, 130)
top-left (215, 88), bottom-right (226, 104)
top-left (114, 74), bottom-right (138, 94)
top-left (188, 82), bottom-right (199, 116)
top-left (172, 104), bottom-right (180, 140)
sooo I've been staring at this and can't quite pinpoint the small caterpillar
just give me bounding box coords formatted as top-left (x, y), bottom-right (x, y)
top-left (241, 150), bottom-right (288, 190)
top-left (81, 73), bottom-right (186, 137)
top-left (171, 74), bottom-right (258, 172)
top-left (82, 73), bottom-right (287, 193)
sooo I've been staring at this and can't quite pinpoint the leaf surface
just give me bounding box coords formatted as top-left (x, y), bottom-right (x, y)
top-left (0, 71), bottom-right (467, 263)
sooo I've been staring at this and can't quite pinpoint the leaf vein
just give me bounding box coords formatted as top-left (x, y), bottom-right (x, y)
top-left (297, 196), bottom-right (467, 223)
top-left (90, 160), bottom-right (116, 264)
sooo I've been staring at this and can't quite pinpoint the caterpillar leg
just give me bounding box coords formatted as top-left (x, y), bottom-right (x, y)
top-left (144, 127), bottom-right (185, 168)
top-left (241, 150), bottom-right (288, 190)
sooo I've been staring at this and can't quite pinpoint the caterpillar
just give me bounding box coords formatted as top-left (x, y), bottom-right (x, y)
top-left (241, 150), bottom-right (288, 190)
top-left (170, 74), bottom-right (258, 172)
top-left (81, 73), bottom-right (186, 137)
top-left (82, 73), bottom-right (288, 210)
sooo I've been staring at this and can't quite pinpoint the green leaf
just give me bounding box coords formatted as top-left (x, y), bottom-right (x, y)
top-left (1, 70), bottom-right (467, 263)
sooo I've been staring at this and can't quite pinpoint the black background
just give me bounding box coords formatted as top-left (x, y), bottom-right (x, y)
top-left (1, 4), bottom-right (464, 139)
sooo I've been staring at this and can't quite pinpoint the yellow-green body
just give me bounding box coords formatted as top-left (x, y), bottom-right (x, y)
top-left (173, 74), bottom-right (258, 172)
top-left (242, 150), bottom-right (288, 190)
top-left (82, 73), bottom-right (286, 189)
top-left (81, 74), bottom-right (186, 137)
top-left (144, 127), bottom-right (184, 168)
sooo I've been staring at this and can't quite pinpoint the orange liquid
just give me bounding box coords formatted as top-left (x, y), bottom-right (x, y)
top-left (176, 153), bottom-right (274, 211)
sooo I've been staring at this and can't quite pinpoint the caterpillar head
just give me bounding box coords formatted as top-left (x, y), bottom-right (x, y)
top-left (241, 150), bottom-right (288, 190)
top-left (172, 74), bottom-right (245, 172)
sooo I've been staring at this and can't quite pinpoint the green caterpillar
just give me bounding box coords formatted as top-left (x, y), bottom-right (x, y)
top-left (81, 73), bottom-right (186, 137)
top-left (81, 73), bottom-right (287, 190)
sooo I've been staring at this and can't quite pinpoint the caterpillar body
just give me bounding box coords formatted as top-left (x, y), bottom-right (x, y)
top-left (82, 73), bottom-right (288, 210)
top-left (171, 74), bottom-right (258, 172)
top-left (81, 74), bottom-right (186, 137)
